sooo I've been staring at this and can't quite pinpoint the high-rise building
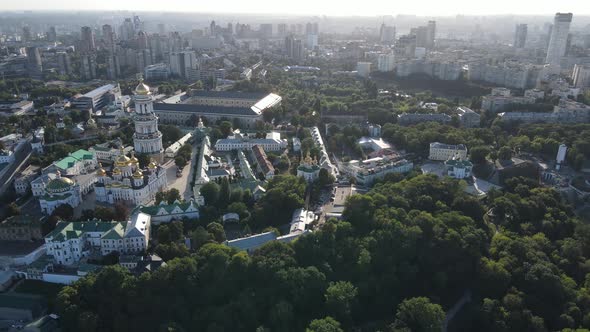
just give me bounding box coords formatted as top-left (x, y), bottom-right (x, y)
top-left (210, 21), bottom-right (217, 36)
top-left (120, 18), bottom-right (135, 41)
top-left (413, 26), bottom-right (429, 49)
top-left (514, 24), bottom-right (527, 48)
top-left (377, 53), bottom-right (395, 72)
top-left (80, 26), bottom-right (96, 52)
top-left (260, 24), bottom-right (273, 38)
top-left (278, 23), bottom-right (287, 37)
top-left (137, 31), bottom-right (148, 49)
top-left (47, 26), bottom-right (57, 42)
top-left (157, 23), bottom-right (166, 35)
top-left (22, 26), bottom-right (32, 41)
top-left (285, 35), bottom-right (304, 61)
top-left (379, 24), bottom-right (396, 44)
top-left (80, 54), bottom-right (97, 80)
top-left (25, 47), bottom-right (42, 77)
top-left (572, 64), bottom-right (590, 88)
top-left (102, 24), bottom-right (115, 52)
top-left (106, 55), bottom-right (121, 79)
top-left (133, 79), bottom-right (163, 160)
top-left (426, 21), bottom-right (436, 49)
top-left (56, 52), bottom-right (71, 76)
top-left (169, 51), bottom-right (198, 79)
top-left (545, 13), bottom-right (573, 70)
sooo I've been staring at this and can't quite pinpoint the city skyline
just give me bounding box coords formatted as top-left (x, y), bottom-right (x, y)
top-left (1, 0), bottom-right (589, 16)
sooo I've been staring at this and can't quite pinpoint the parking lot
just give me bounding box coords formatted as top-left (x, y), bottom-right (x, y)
top-left (319, 185), bottom-right (356, 223)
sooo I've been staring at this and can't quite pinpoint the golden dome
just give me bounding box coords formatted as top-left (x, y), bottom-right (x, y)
top-left (133, 169), bottom-right (143, 179)
top-left (115, 148), bottom-right (131, 167)
top-left (135, 79), bottom-right (151, 95)
top-left (97, 163), bottom-right (106, 176)
top-left (148, 159), bottom-right (158, 169)
top-left (129, 151), bottom-right (139, 164)
top-left (113, 167), bottom-right (122, 175)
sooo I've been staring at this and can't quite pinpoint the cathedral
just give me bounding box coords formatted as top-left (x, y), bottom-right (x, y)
top-left (94, 79), bottom-right (168, 205)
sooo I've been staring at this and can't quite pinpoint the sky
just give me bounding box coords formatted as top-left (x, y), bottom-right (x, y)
top-left (1, 0), bottom-right (589, 16)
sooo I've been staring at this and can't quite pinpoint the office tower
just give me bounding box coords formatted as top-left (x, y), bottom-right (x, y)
top-left (102, 24), bottom-right (115, 52)
top-left (56, 52), bottom-right (71, 76)
top-left (169, 51), bottom-right (197, 79)
top-left (426, 21), bottom-right (436, 49)
top-left (514, 24), bottom-right (527, 48)
top-left (22, 26), bottom-right (32, 41)
top-left (278, 23), bottom-right (287, 37)
top-left (305, 22), bottom-right (319, 49)
top-left (545, 13), bottom-right (573, 70)
top-left (47, 26), bottom-right (57, 42)
top-left (137, 31), bottom-right (148, 49)
top-left (260, 24), bottom-right (273, 38)
top-left (210, 21), bottom-right (216, 36)
top-left (413, 26), bottom-right (429, 48)
top-left (106, 55), bottom-right (120, 80)
top-left (227, 23), bottom-right (233, 35)
top-left (25, 47), bottom-right (43, 76)
top-left (396, 35), bottom-right (417, 58)
top-left (285, 35), bottom-right (303, 60)
top-left (133, 15), bottom-right (143, 32)
top-left (572, 64), bottom-right (590, 88)
top-left (80, 26), bottom-right (96, 52)
top-left (80, 54), bottom-right (97, 80)
top-left (121, 18), bottom-right (135, 41)
top-left (379, 24), bottom-right (396, 44)
top-left (157, 23), bottom-right (166, 35)
top-left (377, 53), bottom-right (395, 72)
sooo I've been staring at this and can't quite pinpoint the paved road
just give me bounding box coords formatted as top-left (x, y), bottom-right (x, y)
top-left (164, 142), bottom-right (199, 200)
top-left (443, 289), bottom-right (472, 332)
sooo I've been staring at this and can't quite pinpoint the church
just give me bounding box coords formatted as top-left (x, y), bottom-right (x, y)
top-left (94, 79), bottom-right (168, 205)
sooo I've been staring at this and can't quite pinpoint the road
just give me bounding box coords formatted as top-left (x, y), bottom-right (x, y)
top-left (0, 142), bottom-right (32, 195)
top-left (164, 142), bottom-right (199, 200)
top-left (443, 289), bottom-right (472, 332)
top-left (318, 185), bottom-right (355, 223)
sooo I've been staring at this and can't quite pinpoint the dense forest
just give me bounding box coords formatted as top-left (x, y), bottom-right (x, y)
top-left (55, 174), bottom-right (590, 331)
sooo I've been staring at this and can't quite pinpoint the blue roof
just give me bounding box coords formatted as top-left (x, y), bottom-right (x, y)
top-left (226, 231), bottom-right (277, 251)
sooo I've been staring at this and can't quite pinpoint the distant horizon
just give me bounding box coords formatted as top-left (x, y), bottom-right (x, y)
top-left (1, 0), bottom-right (589, 17)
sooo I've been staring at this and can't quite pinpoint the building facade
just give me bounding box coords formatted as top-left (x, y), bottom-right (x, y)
top-left (429, 142), bottom-right (468, 161)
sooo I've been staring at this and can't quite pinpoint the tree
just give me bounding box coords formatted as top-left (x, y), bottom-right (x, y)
top-left (155, 242), bottom-right (189, 261)
top-left (174, 156), bottom-right (187, 169)
top-left (470, 146), bottom-right (491, 165)
top-left (113, 202), bottom-right (129, 221)
top-left (325, 281), bottom-right (357, 322)
top-left (317, 168), bottom-right (335, 187)
top-left (306, 317), bottom-right (343, 332)
top-left (498, 146), bottom-right (512, 161)
top-left (51, 204), bottom-right (74, 221)
top-left (206, 222), bottom-right (226, 243)
top-left (166, 188), bottom-right (181, 204)
top-left (393, 297), bottom-right (445, 332)
top-left (6, 202), bottom-right (20, 217)
top-left (189, 226), bottom-right (211, 250)
top-left (200, 182), bottom-right (220, 206)
top-left (217, 177), bottom-right (231, 208)
top-left (219, 121), bottom-right (233, 138)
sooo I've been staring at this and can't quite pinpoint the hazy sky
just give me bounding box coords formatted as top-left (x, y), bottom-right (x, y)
top-left (1, 0), bottom-right (589, 16)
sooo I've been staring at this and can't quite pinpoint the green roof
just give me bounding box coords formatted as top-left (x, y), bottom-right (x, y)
top-left (41, 193), bottom-right (73, 202)
top-left (47, 221), bottom-right (125, 240)
top-left (70, 149), bottom-right (94, 160)
top-left (45, 177), bottom-right (75, 191)
top-left (54, 156), bottom-right (78, 170)
top-left (54, 149), bottom-right (94, 170)
top-left (78, 263), bottom-right (102, 273)
top-left (101, 223), bottom-right (125, 240)
top-left (139, 200), bottom-right (198, 216)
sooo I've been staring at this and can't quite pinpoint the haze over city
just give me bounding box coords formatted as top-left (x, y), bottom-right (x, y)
top-left (2, 0), bottom-right (590, 16)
